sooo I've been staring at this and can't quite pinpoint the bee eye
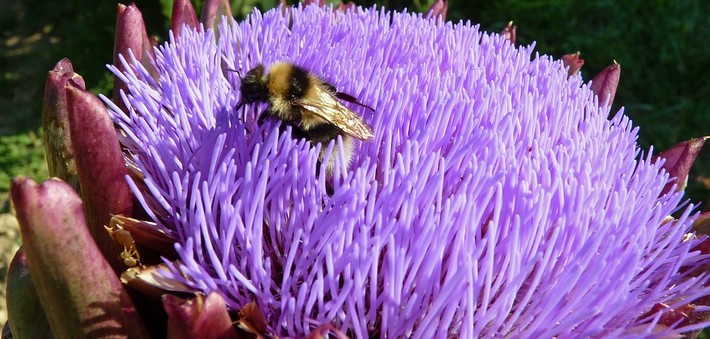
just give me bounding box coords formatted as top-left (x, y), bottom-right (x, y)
top-left (288, 76), bottom-right (305, 99)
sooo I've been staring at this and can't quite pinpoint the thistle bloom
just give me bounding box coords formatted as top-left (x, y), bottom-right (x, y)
top-left (107, 4), bottom-right (710, 337)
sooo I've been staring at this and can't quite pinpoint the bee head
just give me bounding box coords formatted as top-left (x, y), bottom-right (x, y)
top-left (239, 64), bottom-right (269, 104)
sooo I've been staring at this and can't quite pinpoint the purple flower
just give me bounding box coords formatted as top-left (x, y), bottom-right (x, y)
top-left (106, 5), bottom-right (710, 337)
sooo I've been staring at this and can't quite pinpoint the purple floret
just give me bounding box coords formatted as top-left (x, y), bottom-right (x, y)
top-left (105, 4), bottom-right (710, 337)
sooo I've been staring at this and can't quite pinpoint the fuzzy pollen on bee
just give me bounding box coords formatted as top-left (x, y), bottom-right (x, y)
top-left (233, 61), bottom-right (374, 176)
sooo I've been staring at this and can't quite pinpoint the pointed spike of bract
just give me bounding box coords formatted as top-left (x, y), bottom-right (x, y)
top-left (335, 2), bottom-right (356, 12)
top-left (10, 177), bottom-right (149, 339)
top-left (66, 81), bottom-right (133, 272)
top-left (653, 136), bottom-right (708, 195)
top-left (163, 292), bottom-right (239, 339)
top-left (622, 324), bottom-right (680, 338)
top-left (121, 262), bottom-right (197, 298)
top-left (5, 247), bottom-right (53, 339)
top-left (561, 52), bottom-right (584, 77)
top-left (305, 323), bottom-right (348, 339)
top-left (236, 302), bottom-right (272, 337)
top-left (693, 237), bottom-right (710, 255)
top-left (278, 0), bottom-right (289, 16)
top-left (110, 214), bottom-right (179, 257)
top-left (42, 58), bottom-right (84, 191)
top-left (172, 0), bottom-right (200, 37)
top-left (501, 21), bottom-right (516, 44)
top-left (425, 0), bottom-right (447, 21)
top-left (303, 0), bottom-right (326, 7)
top-left (590, 61), bottom-right (621, 107)
top-left (644, 303), bottom-right (695, 327)
top-left (200, 0), bottom-right (232, 32)
top-left (113, 3), bottom-right (154, 111)
top-left (2, 322), bottom-right (11, 339)
top-left (693, 212), bottom-right (710, 237)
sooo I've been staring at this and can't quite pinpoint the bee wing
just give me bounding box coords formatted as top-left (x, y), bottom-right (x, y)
top-left (299, 85), bottom-right (374, 141)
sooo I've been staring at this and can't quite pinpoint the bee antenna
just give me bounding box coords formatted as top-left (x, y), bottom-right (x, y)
top-left (335, 92), bottom-right (376, 112)
top-left (234, 100), bottom-right (249, 122)
top-left (225, 68), bottom-right (243, 81)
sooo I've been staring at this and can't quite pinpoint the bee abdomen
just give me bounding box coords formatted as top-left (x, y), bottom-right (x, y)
top-left (305, 123), bottom-right (343, 145)
top-left (305, 123), bottom-right (354, 174)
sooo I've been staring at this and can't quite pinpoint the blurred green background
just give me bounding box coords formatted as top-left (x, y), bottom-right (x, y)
top-left (1, 0), bottom-right (709, 213)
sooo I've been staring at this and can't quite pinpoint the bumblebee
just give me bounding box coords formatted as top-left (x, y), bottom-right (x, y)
top-left (235, 62), bottom-right (374, 174)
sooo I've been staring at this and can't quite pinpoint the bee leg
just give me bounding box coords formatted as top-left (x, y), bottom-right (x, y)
top-left (286, 122), bottom-right (308, 140)
top-left (312, 157), bottom-right (335, 196)
top-left (325, 181), bottom-right (334, 196)
top-left (257, 109), bottom-right (271, 126)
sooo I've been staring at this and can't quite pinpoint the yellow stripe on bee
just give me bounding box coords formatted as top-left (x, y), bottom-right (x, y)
top-left (267, 62), bottom-right (293, 99)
